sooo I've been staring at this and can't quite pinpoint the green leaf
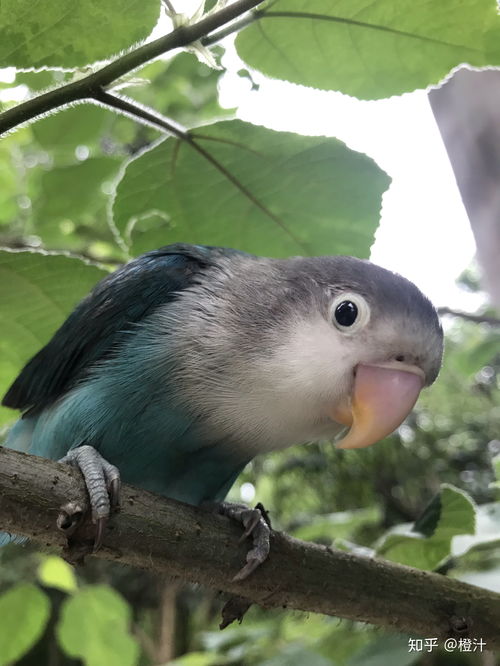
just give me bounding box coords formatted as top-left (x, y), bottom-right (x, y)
top-left (15, 70), bottom-right (57, 91)
top-left (452, 502), bottom-right (500, 557)
top-left (260, 644), bottom-right (332, 666)
top-left (0, 0), bottom-right (161, 69)
top-left (492, 454), bottom-right (500, 484)
top-left (348, 635), bottom-right (419, 666)
top-left (293, 506), bottom-right (380, 543)
top-left (57, 585), bottom-right (139, 666)
top-left (0, 583), bottom-right (51, 666)
top-left (32, 105), bottom-right (111, 151)
top-left (0, 250), bottom-right (107, 426)
top-left (377, 485), bottom-right (476, 570)
top-left (169, 653), bottom-right (219, 666)
top-left (377, 532), bottom-right (450, 571)
top-left (125, 52), bottom-right (232, 128)
top-left (0, 140), bottom-right (21, 226)
top-left (113, 119), bottom-right (390, 258)
top-left (38, 555), bottom-right (77, 593)
top-left (432, 485), bottom-right (476, 541)
top-left (236, 0), bottom-right (500, 99)
top-left (37, 156), bottom-right (121, 221)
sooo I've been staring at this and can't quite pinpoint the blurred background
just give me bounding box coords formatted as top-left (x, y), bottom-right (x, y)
top-left (1, 3), bottom-right (500, 665)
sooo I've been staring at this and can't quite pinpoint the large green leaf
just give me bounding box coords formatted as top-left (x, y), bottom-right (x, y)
top-left (37, 156), bottom-right (121, 222)
top-left (377, 485), bottom-right (476, 570)
top-left (236, 0), bottom-right (500, 99)
top-left (0, 139), bottom-right (20, 227)
top-left (32, 105), bottom-right (112, 152)
top-left (113, 119), bottom-right (390, 258)
top-left (15, 70), bottom-right (58, 92)
top-left (0, 250), bottom-right (107, 426)
top-left (0, 0), bottom-right (161, 69)
top-left (0, 584), bottom-right (51, 666)
top-left (57, 585), bottom-right (140, 666)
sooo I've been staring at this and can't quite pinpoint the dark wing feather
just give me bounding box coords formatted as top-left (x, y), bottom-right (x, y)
top-left (2, 244), bottom-right (236, 413)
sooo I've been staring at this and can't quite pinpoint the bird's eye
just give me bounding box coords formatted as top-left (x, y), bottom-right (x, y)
top-left (331, 292), bottom-right (370, 332)
top-left (334, 301), bottom-right (358, 327)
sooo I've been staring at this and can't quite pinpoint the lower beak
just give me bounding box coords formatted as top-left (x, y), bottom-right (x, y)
top-left (331, 362), bottom-right (425, 449)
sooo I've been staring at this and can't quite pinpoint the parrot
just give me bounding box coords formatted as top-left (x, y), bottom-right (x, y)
top-left (1, 243), bottom-right (443, 579)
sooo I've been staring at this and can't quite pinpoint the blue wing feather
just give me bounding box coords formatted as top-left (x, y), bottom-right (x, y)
top-left (2, 244), bottom-right (221, 413)
top-left (2, 244), bottom-right (249, 509)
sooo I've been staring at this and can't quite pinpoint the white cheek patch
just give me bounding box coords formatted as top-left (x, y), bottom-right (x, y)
top-left (269, 315), bottom-right (354, 403)
top-left (173, 313), bottom-right (354, 455)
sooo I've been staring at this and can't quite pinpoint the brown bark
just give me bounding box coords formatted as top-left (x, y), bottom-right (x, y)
top-left (155, 579), bottom-right (180, 664)
top-left (1, 447), bottom-right (500, 647)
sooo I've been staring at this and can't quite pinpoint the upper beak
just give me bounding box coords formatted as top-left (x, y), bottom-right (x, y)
top-left (331, 362), bottom-right (425, 449)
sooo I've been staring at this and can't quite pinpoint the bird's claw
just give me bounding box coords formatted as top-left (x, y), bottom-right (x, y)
top-left (57, 445), bottom-right (121, 550)
top-left (56, 501), bottom-right (84, 537)
top-left (108, 477), bottom-right (121, 511)
top-left (93, 517), bottom-right (108, 552)
top-left (232, 551), bottom-right (268, 582)
top-left (238, 508), bottom-right (263, 543)
top-left (212, 501), bottom-right (271, 581)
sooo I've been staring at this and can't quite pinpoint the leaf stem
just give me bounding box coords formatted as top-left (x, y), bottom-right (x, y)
top-left (96, 90), bottom-right (310, 253)
top-left (95, 90), bottom-right (191, 140)
top-left (202, 10), bottom-right (262, 46)
top-left (0, 0), bottom-right (264, 136)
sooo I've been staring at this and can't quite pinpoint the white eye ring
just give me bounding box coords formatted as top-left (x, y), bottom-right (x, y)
top-left (331, 292), bottom-right (371, 333)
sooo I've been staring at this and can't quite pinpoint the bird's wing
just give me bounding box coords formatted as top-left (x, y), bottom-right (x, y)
top-left (2, 244), bottom-right (240, 413)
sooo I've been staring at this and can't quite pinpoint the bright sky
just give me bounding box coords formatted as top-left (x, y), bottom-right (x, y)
top-left (218, 51), bottom-right (479, 310)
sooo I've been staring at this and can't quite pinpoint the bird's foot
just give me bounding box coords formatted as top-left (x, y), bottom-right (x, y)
top-left (57, 445), bottom-right (121, 551)
top-left (212, 501), bottom-right (271, 581)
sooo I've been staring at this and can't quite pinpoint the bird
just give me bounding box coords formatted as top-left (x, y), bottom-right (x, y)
top-left (1, 243), bottom-right (443, 579)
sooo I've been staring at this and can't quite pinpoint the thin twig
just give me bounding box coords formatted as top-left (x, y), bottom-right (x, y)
top-left (95, 90), bottom-right (191, 139)
top-left (0, 0), bottom-right (264, 136)
top-left (0, 240), bottom-right (121, 267)
top-left (202, 10), bottom-right (262, 46)
top-left (438, 307), bottom-right (500, 327)
top-left (162, 0), bottom-right (177, 14)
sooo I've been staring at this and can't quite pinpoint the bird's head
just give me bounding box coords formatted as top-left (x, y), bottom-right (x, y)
top-left (167, 253), bottom-right (444, 453)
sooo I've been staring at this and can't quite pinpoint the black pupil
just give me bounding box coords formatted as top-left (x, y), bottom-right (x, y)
top-left (335, 301), bottom-right (358, 327)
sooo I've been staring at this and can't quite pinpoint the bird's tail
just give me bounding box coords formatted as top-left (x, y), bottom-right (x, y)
top-left (0, 532), bottom-right (27, 547)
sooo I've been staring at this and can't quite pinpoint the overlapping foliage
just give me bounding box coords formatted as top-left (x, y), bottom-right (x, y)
top-left (1, 1), bottom-right (499, 664)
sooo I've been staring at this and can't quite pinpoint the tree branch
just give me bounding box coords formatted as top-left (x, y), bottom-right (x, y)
top-left (438, 307), bottom-right (500, 327)
top-left (0, 0), bottom-right (263, 136)
top-left (1, 447), bottom-right (500, 646)
top-left (94, 89), bottom-right (191, 138)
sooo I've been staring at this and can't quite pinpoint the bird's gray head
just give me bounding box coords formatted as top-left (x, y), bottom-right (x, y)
top-left (160, 253), bottom-right (443, 455)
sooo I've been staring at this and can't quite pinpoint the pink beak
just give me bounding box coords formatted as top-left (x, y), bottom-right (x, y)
top-left (331, 363), bottom-right (425, 449)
